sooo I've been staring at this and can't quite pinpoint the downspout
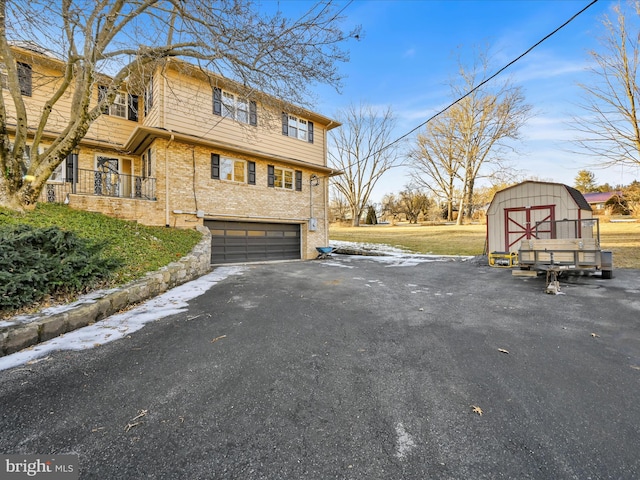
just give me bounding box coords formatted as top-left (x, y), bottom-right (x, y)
top-left (162, 69), bottom-right (174, 227)
top-left (323, 121), bottom-right (335, 244)
top-left (165, 134), bottom-right (174, 227)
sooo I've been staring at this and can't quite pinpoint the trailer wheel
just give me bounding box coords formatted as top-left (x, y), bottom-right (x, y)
top-left (601, 269), bottom-right (613, 279)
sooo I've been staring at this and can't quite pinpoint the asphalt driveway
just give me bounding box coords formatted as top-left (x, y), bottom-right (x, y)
top-left (1, 253), bottom-right (639, 479)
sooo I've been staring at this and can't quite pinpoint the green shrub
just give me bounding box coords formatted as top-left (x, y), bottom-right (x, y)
top-left (0, 224), bottom-right (121, 312)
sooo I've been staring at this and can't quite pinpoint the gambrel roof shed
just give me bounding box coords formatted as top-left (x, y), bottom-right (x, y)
top-left (486, 181), bottom-right (592, 253)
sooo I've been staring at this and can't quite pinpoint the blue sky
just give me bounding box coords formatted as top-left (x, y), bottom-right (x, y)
top-left (271, 0), bottom-right (639, 202)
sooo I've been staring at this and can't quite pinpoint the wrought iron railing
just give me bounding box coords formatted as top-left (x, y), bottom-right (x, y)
top-left (41, 168), bottom-right (156, 203)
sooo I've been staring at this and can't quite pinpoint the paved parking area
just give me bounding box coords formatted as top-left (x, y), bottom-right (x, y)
top-left (1, 253), bottom-right (639, 479)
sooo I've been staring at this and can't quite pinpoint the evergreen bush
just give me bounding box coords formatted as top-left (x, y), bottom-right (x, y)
top-left (0, 224), bottom-right (121, 312)
top-left (365, 206), bottom-right (378, 225)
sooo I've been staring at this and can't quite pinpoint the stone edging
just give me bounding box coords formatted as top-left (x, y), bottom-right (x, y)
top-left (0, 226), bottom-right (212, 357)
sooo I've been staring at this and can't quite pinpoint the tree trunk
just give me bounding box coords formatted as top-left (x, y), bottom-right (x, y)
top-left (351, 207), bottom-right (361, 226)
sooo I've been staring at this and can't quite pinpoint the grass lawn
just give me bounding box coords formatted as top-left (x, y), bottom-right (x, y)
top-left (0, 203), bottom-right (203, 286)
top-left (329, 220), bottom-right (640, 269)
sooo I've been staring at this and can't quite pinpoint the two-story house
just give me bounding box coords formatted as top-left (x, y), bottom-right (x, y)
top-left (3, 44), bottom-right (341, 263)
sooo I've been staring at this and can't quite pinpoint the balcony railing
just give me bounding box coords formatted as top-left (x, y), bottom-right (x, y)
top-left (41, 168), bottom-right (156, 203)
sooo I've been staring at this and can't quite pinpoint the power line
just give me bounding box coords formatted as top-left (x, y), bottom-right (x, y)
top-left (333, 0), bottom-right (600, 172)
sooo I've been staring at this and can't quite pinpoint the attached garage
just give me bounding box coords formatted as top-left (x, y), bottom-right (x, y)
top-left (205, 220), bottom-right (301, 264)
top-left (486, 181), bottom-right (592, 254)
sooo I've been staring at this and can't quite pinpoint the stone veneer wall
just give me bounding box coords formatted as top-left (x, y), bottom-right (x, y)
top-left (0, 226), bottom-right (212, 357)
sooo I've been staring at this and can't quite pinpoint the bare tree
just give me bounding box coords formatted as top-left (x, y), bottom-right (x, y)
top-left (329, 187), bottom-right (350, 223)
top-left (329, 103), bottom-right (402, 226)
top-left (397, 187), bottom-right (431, 224)
top-left (572, 1), bottom-right (640, 170)
top-left (451, 54), bottom-right (532, 224)
top-left (408, 108), bottom-right (462, 221)
top-left (409, 51), bottom-right (531, 224)
top-left (380, 192), bottom-right (400, 223)
top-left (0, 0), bottom-right (359, 210)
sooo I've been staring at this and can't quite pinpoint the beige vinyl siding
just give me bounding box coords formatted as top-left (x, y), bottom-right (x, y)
top-left (160, 67), bottom-right (328, 168)
top-left (1, 60), bottom-right (72, 134)
top-left (1, 56), bottom-right (136, 147)
top-left (88, 113), bottom-right (138, 146)
top-left (143, 74), bottom-right (161, 128)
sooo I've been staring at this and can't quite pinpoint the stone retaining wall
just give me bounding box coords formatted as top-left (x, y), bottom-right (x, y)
top-left (0, 226), bottom-right (212, 357)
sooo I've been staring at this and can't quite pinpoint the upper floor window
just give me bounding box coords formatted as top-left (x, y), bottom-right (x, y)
top-left (211, 154), bottom-right (256, 184)
top-left (282, 113), bottom-right (314, 143)
top-left (1, 62), bottom-right (32, 96)
top-left (213, 87), bottom-right (257, 126)
top-left (111, 92), bottom-right (127, 118)
top-left (98, 85), bottom-right (139, 121)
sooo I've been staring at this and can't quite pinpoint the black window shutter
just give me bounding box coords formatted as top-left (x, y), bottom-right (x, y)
top-left (308, 121), bottom-right (314, 144)
top-left (295, 170), bottom-right (302, 191)
top-left (17, 63), bottom-right (32, 96)
top-left (249, 101), bottom-right (257, 126)
top-left (211, 154), bottom-right (220, 179)
top-left (282, 113), bottom-right (288, 136)
top-left (248, 161), bottom-right (256, 185)
top-left (213, 87), bottom-right (222, 116)
top-left (144, 77), bottom-right (153, 116)
top-left (267, 165), bottom-right (275, 187)
top-left (65, 153), bottom-right (75, 183)
top-left (128, 94), bottom-right (139, 121)
top-left (98, 86), bottom-right (109, 114)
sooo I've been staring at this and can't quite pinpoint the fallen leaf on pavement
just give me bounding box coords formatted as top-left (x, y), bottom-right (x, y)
top-left (498, 348), bottom-right (510, 354)
top-left (471, 405), bottom-right (483, 416)
top-left (211, 335), bottom-right (227, 343)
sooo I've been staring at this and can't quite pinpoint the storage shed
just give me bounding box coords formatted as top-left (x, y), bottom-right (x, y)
top-left (486, 181), bottom-right (592, 254)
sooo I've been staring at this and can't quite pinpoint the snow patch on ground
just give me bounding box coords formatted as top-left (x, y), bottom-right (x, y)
top-left (395, 422), bottom-right (417, 459)
top-left (329, 240), bottom-right (474, 267)
top-left (0, 266), bottom-right (245, 372)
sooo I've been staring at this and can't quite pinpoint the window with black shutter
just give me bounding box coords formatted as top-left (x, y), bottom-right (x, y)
top-left (248, 161), bottom-right (256, 185)
top-left (283, 113), bottom-right (313, 143)
top-left (249, 101), bottom-right (257, 126)
top-left (268, 165), bottom-right (275, 187)
top-left (211, 154), bottom-right (220, 179)
top-left (17, 63), bottom-right (31, 97)
top-left (65, 153), bottom-right (76, 183)
top-left (144, 77), bottom-right (153, 116)
top-left (295, 170), bottom-right (302, 191)
top-left (128, 94), bottom-right (139, 122)
top-left (98, 85), bottom-right (109, 114)
top-left (213, 87), bottom-right (222, 116)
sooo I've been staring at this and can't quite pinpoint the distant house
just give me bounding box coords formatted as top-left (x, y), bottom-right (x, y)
top-left (3, 44), bottom-right (342, 264)
top-left (582, 191), bottom-right (625, 215)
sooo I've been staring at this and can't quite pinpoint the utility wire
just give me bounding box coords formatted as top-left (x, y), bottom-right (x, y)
top-left (333, 0), bottom-right (600, 172)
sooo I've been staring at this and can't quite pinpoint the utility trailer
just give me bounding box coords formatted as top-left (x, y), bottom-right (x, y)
top-left (518, 219), bottom-right (614, 288)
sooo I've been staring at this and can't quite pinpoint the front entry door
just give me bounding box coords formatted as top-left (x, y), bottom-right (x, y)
top-left (95, 157), bottom-right (119, 196)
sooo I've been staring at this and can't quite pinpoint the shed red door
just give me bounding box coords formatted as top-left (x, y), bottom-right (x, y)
top-left (504, 205), bottom-right (555, 251)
